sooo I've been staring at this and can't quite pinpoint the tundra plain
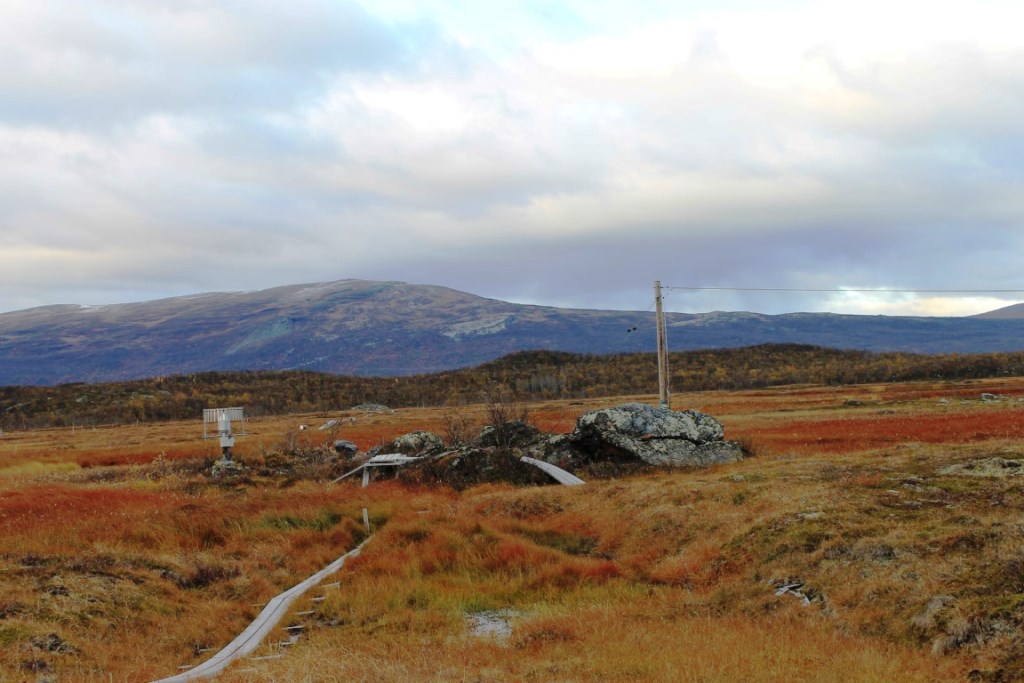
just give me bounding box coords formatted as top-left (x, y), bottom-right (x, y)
top-left (2, 378), bottom-right (1024, 681)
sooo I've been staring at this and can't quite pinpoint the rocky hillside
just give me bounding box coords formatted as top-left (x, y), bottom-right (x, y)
top-left (2, 279), bottom-right (1024, 385)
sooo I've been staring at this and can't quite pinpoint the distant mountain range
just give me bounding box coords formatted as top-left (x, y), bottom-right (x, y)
top-left (973, 303), bottom-right (1024, 320)
top-left (1, 279), bottom-right (1023, 386)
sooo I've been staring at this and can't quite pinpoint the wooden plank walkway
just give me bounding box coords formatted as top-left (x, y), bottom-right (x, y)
top-left (150, 539), bottom-right (369, 682)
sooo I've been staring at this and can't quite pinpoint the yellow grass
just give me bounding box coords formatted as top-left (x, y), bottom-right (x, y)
top-left (2, 379), bottom-right (1024, 680)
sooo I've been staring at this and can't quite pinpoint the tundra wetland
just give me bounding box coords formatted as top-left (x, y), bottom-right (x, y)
top-left (2, 378), bottom-right (1024, 681)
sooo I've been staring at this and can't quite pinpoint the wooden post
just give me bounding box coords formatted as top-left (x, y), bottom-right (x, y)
top-left (655, 280), bottom-right (670, 409)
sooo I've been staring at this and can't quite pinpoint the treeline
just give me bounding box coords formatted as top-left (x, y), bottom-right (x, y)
top-left (3, 344), bottom-right (1024, 429)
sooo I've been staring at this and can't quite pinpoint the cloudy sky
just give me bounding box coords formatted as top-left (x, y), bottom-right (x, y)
top-left (2, 0), bottom-right (1023, 316)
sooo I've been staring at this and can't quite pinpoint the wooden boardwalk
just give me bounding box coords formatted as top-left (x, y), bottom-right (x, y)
top-left (150, 540), bottom-right (369, 682)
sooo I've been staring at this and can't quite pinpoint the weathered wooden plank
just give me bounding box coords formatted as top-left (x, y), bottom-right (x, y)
top-left (520, 457), bottom-right (585, 486)
top-left (149, 539), bottom-right (368, 682)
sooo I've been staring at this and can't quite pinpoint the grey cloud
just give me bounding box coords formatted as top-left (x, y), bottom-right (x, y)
top-left (0, 0), bottom-right (445, 129)
top-left (2, 2), bottom-right (1024, 318)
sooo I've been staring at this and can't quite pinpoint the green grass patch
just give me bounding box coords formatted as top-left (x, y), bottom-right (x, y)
top-left (262, 508), bottom-right (343, 532)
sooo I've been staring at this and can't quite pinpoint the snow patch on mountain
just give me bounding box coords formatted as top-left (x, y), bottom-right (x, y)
top-left (443, 316), bottom-right (510, 340)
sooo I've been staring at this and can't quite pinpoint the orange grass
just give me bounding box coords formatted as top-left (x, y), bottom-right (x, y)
top-left (219, 468), bottom-right (974, 682)
top-left (3, 377), bottom-right (1024, 680)
top-left (741, 407), bottom-right (1024, 455)
top-left (228, 603), bottom-right (961, 682)
top-left (0, 473), bottom-right (448, 680)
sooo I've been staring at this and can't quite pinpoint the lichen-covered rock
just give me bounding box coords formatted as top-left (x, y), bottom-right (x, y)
top-left (555, 403), bottom-right (742, 468)
top-left (386, 403), bottom-right (740, 488)
top-left (577, 403), bottom-right (723, 442)
top-left (210, 458), bottom-right (247, 477)
top-left (381, 430), bottom-right (445, 456)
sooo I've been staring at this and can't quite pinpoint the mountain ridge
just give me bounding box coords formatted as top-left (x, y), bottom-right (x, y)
top-left (2, 279), bottom-right (1024, 385)
top-left (973, 302), bottom-right (1024, 320)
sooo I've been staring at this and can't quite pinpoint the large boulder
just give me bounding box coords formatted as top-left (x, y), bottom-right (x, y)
top-left (554, 403), bottom-right (742, 468)
top-left (378, 430), bottom-right (445, 456)
top-left (363, 404), bottom-right (740, 489)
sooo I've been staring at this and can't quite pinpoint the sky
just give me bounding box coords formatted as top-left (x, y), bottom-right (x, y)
top-left (2, 0), bottom-right (1023, 317)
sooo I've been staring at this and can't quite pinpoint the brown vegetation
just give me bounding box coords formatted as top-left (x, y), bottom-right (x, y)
top-left (6, 344), bottom-right (1024, 430)
top-left (2, 374), bottom-right (1024, 679)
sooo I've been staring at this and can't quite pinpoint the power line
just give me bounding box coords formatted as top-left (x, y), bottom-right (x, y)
top-left (664, 286), bottom-right (1024, 294)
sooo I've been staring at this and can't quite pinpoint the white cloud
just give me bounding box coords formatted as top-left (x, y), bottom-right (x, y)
top-left (827, 292), bottom-right (1016, 318)
top-left (1, 0), bottom-right (1023, 316)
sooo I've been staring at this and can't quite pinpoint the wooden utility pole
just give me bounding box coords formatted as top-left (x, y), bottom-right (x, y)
top-left (655, 280), bottom-right (670, 408)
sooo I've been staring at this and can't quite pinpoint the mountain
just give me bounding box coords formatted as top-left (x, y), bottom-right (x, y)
top-left (2, 279), bottom-right (1024, 386)
top-left (974, 303), bottom-right (1024, 319)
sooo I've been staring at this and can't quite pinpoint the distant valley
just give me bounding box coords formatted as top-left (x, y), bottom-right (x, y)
top-left (1, 279), bottom-right (1024, 385)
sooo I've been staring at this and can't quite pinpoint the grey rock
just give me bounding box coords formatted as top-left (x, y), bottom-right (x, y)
top-left (210, 459), bottom-right (246, 477)
top-left (940, 458), bottom-right (1024, 478)
top-left (333, 440), bottom-right (358, 456)
top-left (577, 403), bottom-right (724, 442)
top-left (561, 403), bottom-right (742, 468)
top-left (394, 403), bottom-right (741, 487)
top-left (382, 430), bottom-right (444, 456)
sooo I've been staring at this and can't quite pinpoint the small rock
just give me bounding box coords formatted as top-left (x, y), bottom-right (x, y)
top-left (768, 578), bottom-right (821, 606)
top-left (31, 633), bottom-right (75, 654)
top-left (333, 440), bottom-right (358, 456)
top-left (940, 458), bottom-right (1024, 478)
top-left (210, 459), bottom-right (246, 477)
top-left (466, 609), bottom-right (519, 640)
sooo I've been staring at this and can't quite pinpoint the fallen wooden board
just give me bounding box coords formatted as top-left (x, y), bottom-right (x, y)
top-left (520, 457), bottom-right (585, 486)
top-left (149, 539), bottom-right (369, 682)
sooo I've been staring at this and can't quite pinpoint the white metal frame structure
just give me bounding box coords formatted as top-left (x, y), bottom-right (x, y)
top-left (202, 408), bottom-right (246, 439)
top-left (203, 407), bottom-right (246, 460)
